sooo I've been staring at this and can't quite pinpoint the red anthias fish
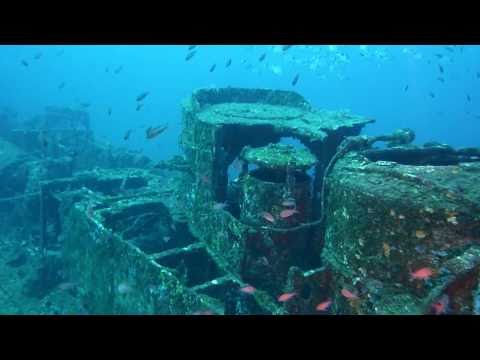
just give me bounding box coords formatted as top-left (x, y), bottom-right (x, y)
top-left (278, 292), bottom-right (297, 302)
top-left (280, 208), bottom-right (299, 219)
top-left (193, 310), bottom-right (215, 315)
top-left (410, 267), bottom-right (434, 281)
top-left (431, 294), bottom-right (449, 315)
top-left (316, 299), bottom-right (332, 312)
top-left (261, 211), bottom-right (275, 223)
top-left (341, 288), bottom-right (358, 300)
top-left (240, 285), bottom-right (256, 294)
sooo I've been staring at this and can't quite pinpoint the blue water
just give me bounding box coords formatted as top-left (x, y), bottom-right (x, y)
top-left (1, 45), bottom-right (478, 161)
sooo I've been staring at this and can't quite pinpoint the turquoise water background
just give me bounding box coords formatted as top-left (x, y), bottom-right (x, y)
top-left (0, 45), bottom-right (478, 160)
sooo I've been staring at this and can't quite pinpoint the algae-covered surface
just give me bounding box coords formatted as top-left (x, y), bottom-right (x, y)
top-left (197, 103), bottom-right (374, 142)
top-left (1, 86), bottom-right (480, 315)
top-left (322, 153), bottom-right (480, 314)
top-left (241, 143), bottom-right (317, 170)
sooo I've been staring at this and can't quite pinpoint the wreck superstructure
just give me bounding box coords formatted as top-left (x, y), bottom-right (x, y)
top-left (0, 88), bottom-right (479, 315)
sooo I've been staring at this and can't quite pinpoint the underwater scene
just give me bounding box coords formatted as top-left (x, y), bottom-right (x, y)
top-left (0, 44), bottom-right (479, 315)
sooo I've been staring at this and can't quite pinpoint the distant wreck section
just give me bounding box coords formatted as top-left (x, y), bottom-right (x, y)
top-left (1, 88), bottom-right (479, 315)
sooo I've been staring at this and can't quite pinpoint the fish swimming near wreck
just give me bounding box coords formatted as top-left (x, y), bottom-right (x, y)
top-left (123, 129), bottom-right (134, 141)
top-left (341, 288), bottom-right (358, 300)
top-left (260, 211), bottom-right (275, 223)
top-left (432, 294), bottom-right (449, 315)
top-left (136, 91), bottom-right (150, 102)
top-left (278, 292), bottom-right (297, 302)
top-left (240, 285), bottom-right (256, 294)
top-left (316, 299), bottom-right (332, 311)
top-left (146, 124), bottom-right (168, 139)
top-left (280, 208), bottom-right (298, 219)
top-left (410, 267), bottom-right (433, 280)
top-left (291, 73), bottom-right (300, 86)
top-left (185, 51), bottom-right (197, 61)
top-left (38, 130), bottom-right (49, 150)
top-left (117, 281), bottom-right (133, 295)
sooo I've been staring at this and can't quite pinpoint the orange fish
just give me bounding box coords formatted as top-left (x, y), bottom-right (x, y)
top-left (240, 285), bottom-right (256, 294)
top-left (316, 299), bottom-right (332, 311)
top-left (261, 211), bottom-right (276, 223)
top-left (341, 288), bottom-right (358, 300)
top-left (410, 267), bottom-right (433, 280)
top-left (280, 208), bottom-right (299, 219)
top-left (432, 294), bottom-right (449, 315)
top-left (193, 310), bottom-right (215, 315)
top-left (278, 292), bottom-right (297, 302)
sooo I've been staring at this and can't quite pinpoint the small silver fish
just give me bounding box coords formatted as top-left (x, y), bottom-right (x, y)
top-left (213, 202), bottom-right (228, 211)
top-left (117, 282), bottom-right (133, 294)
top-left (414, 245), bottom-right (427, 254)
